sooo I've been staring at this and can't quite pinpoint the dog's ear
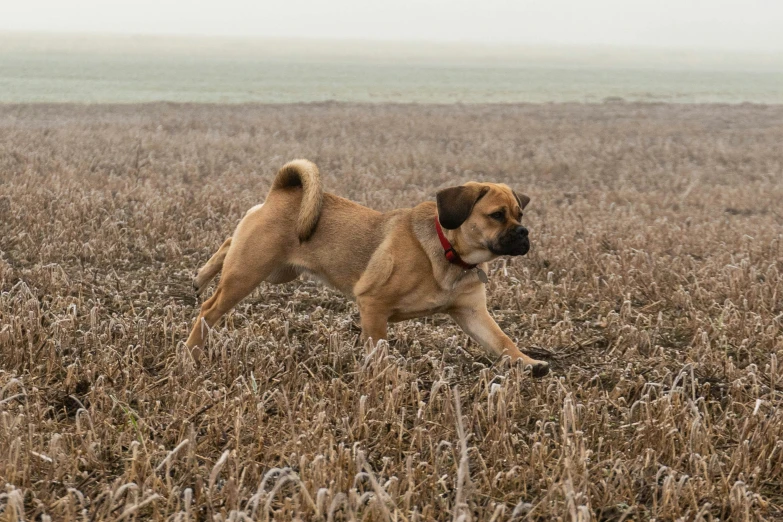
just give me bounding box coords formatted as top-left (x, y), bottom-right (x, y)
top-left (514, 191), bottom-right (531, 211)
top-left (436, 185), bottom-right (489, 229)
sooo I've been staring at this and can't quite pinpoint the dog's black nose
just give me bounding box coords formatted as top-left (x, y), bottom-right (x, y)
top-left (515, 226), bottom-right (528, 238)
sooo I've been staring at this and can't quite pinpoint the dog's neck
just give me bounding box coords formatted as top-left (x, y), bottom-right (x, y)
top-left (435, 218), bottom-right (496, 267)
top-left (457, 245), bottom-right (496, 265)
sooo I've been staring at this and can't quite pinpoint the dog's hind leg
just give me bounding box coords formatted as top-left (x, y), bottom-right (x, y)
top-left (193, 237), bottom-right (232, 294)
top-left (185, 214), bottom-right (290, 352)
top-left (185, 266), bottom-right (267, 353)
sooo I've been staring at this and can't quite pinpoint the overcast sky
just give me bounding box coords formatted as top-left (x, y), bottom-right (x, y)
top-left (4, 0), bottom-right (783, 52)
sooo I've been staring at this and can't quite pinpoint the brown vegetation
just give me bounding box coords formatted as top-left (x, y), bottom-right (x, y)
top-left (1, 102), bottom-right (782, 521)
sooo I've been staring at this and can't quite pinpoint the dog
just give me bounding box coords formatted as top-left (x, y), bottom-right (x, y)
top-left (186, 159), bottom-right (549, 377)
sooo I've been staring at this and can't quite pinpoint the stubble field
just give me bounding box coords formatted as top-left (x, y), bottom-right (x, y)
top-left (1, 102), bottom-right (782, 521)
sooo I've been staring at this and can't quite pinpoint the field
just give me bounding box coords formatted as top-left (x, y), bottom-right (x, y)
top-left (1, 102), bottom-right (782, 521)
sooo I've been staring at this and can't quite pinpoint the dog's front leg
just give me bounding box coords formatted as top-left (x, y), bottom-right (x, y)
top-left (358, 301), bottom-right (389, 346)
top-left (450, 306), bottom-right (550, 377)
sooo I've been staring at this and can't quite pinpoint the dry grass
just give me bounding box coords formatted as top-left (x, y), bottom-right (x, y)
top-left (1, 102), bottom-right (782, 521)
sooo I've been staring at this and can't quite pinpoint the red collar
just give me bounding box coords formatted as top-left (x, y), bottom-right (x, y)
top-left (434, 216), bottom-right (477, 270)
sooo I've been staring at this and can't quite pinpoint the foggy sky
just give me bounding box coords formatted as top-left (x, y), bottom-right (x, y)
top-left (4, 0), bottom-right (783, 52)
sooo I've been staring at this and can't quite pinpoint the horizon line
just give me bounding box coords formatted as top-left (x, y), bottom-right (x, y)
top-left (3, 29), bottom-right (783, 57)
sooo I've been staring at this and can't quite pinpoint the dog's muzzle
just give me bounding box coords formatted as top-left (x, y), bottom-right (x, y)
top-left (490, 226), bottom-right (530, 256)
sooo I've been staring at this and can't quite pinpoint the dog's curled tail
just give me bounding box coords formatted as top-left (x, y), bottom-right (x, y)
top-left (271, 159), bottom-right (324, 241)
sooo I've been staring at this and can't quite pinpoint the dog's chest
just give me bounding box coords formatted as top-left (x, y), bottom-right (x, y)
top-left (390, 270), bottom-right (481, 321)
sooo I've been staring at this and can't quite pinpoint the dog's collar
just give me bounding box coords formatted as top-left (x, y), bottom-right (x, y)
top-left (434, 216), bottom-right (477, 270)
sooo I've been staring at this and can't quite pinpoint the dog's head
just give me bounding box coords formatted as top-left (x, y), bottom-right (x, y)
top-left (436, 182), bottom-right (531, 264)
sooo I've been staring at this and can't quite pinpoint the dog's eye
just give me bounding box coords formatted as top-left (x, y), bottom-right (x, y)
top-left (489, 211), bottom-right (505, 221)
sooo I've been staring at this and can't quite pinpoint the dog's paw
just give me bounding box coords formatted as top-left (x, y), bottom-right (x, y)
top-left (529, 361), bottom-right (550, 378)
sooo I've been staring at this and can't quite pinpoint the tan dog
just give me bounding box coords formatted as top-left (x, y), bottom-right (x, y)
top-left (186, 159), bottom-right (549, 376)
